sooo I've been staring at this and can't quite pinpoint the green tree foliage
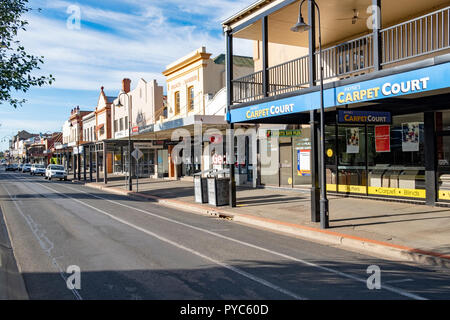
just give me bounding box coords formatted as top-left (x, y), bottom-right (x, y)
top-left (0, 0), bottom-right (54, 108)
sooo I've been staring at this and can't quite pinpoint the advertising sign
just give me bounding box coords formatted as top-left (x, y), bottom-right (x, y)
top-left (375, 125), bottom-right (391, 153)
top-left (267, 129), bottom-right (302, 137)
top-left (346, 128), bottom-right (360, 154)
top-left (338, 110), bottom-right (391, 124)
top-left (402, 122), bottom-right (421, 152)
top-left (297, 149), bottom-right (311, 176)
top-left (230, 62), bottom-right (450, 124)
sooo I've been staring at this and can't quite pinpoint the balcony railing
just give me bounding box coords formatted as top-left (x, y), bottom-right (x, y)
top-left (316, 34), bottom-right (374, 81)
top-left (231, 6), bottom-right (450, 105)
top-left (381, 6), bottom-right (449, 65)
top-left (267, 55), bottom-right (310, 96)
top-left (232, 70), bottom-right (264, 104)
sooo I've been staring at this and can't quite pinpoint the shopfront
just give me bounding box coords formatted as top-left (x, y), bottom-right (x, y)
top-left (260, 127), bottom-right (311, 188)
top-left (324, 110), bottom-right (427, 199)
top-left (229, 59), bottom-right (450, 205)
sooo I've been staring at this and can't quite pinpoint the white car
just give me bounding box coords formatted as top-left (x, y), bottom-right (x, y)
top-left (31, 164), bottom-right (46, 176)
top-left (45, 164), bottom-right (68, 181)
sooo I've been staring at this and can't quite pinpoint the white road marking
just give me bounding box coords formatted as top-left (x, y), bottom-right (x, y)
top-left (51, 181), bottom-right (429, 300)
top-left (385, 279), bottom-right (414, 284)
top-left (7, 173), bottom-right (429, 300)
top-left (29, 180), bottom-right (305, 300)
top-left (1, 182), bottom-right (83, 300)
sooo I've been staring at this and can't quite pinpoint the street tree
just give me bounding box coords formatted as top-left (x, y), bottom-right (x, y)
top-left (0, 0), bottom-right (54, 108)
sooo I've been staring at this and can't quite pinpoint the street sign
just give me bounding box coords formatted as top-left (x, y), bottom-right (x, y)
top-left (131, 148), bottom-right (143, 160)
top-left (133, 142), bottom-right (154, 149)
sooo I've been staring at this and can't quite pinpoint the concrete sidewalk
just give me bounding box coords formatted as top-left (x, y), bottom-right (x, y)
top-left (80, 175), bottom-right (450, 269)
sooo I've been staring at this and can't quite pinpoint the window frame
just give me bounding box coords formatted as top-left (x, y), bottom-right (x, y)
top-left (174, 91), bottom-right (180, 115)
top-left (187, 86), bottom-right (194, 112)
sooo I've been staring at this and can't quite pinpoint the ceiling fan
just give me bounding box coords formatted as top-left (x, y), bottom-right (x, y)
top-left (337, 9), bottom-right (364, 25)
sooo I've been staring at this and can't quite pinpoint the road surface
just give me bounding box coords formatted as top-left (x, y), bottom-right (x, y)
top-left (0, 169), bottom-right (449, 300)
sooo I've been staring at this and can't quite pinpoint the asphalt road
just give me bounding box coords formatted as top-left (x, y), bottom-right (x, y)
top-left (0, 169), bottom-right (449, 300)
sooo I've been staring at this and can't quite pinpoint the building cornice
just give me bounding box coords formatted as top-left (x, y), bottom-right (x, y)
top-left (163, 52), bottom-right (211, 77)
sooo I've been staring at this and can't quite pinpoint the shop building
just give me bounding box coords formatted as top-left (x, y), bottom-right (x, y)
top-left (60, 107), bottom-right (91, 177)
top-left (223, 0), bottom-right (450, 205)
top-left (150, 46), bottom-right (255, 181)
top-left (110, 78), bottom-right (165, 178)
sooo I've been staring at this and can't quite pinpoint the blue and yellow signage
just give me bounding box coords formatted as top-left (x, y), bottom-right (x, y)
top-left (229, 61), bottom-right (450, 123)
top-left (246, 104), bottom-right (294, 120)
top-left (338, 110), bottom-right (391, 124)
top-left (336, 77), bottom-right (430, 105)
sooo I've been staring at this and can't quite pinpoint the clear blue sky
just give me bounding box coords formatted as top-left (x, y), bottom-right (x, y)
top-left (0, 0), bottom-right (254, 151)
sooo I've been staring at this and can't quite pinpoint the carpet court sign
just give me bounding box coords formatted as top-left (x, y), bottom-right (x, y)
top-left (337, 110), bottom-right (391, 124)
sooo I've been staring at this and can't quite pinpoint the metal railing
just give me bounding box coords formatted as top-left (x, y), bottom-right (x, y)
top-left (381, 6), bottom-right (450, 65)
top-left (267, 55), bottom-right (309, 96)
top-left (316, 33), bottom-right (374, 81)
top-left (230, 6), bottom-right (450, 105)
top-left (232, 70), bottom-right (264, 104)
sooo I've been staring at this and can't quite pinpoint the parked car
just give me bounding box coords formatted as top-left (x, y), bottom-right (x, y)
top-left (45, 164), bottom-right (68, 181)
top-left (22, 163), bottom-right (32, 173)
top-left (31, 164), bottom-right (46, 176)
top-left (6, 164), bottom-right (18, 171)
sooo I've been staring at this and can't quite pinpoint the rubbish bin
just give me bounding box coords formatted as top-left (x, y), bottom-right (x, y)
top-left (207, 176), bottom-right (230, 206)
top-left (194, 175), bottom-right (208, 203)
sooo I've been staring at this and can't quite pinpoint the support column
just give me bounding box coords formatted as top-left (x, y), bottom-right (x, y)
top-left (226, 29), bottom-right (236, 207)
top-left (372, 0), bottom-right (382, 71)
top-left (77, 152), bottom-right (81, 181)
top-left (310, 110), bottom-right (320, 222)
top-left (66, 150), bottom-right (70, 173)
top-left (120, 146), bottom-right (124, 174)
top-left (95, 145), bottom-right (99, 183)
top-left (226, 30), bottom-right (233, 118)
top-left (308, 0), bottom-right (317, 86)
top-left (83, 146), bottom-right (87, 182)
top-left (425, 112), bottom-right (437, 205)
top-left (73, 151), bottom-right (77, 180)
top-left (89, 145), bottom-right (93, 182)
top-left (103, 142), bottom-right (107, 185)
top-left (262, 16), bottom-right (269, 97)
top-left (228, 124), bottom-right (237, 207)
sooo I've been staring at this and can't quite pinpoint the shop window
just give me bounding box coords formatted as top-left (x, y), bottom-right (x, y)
top-left (367, 113), bottom-right (425, 194)
top-left (174, 91), bottom-right (180, 115)
top-left (188, 86), bottom-right (194, 112)
top-left (260, 133), bottom-right (279, 186)
top-left (437, 111), bottom-right (450, 201)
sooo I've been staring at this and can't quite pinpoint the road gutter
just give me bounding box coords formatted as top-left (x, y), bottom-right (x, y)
top-left (0, 204), bottom-right (29, 300)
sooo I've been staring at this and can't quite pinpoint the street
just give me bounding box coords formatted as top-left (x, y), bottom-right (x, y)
top-left (0, 169), bottom-right (449, 300)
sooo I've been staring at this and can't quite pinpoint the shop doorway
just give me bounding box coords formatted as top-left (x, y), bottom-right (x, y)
top-left (279, 143), bottom-right (293, 187)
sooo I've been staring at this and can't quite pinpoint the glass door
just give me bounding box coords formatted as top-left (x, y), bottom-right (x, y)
top-left (337, 125), bottom-right (367, 194)
top-left (279, 143), bottom-right (293, 187)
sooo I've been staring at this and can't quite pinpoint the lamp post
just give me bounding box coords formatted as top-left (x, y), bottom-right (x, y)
top-left (114, 92), bottom-right (133, 191)
top-left (291, 0), bottom-right (329, 229)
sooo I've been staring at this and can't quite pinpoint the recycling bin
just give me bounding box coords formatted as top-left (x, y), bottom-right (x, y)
top-left (194, 175), bottom-right (208, 204)
top-left (207, 176), bottom-right (230, 206)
